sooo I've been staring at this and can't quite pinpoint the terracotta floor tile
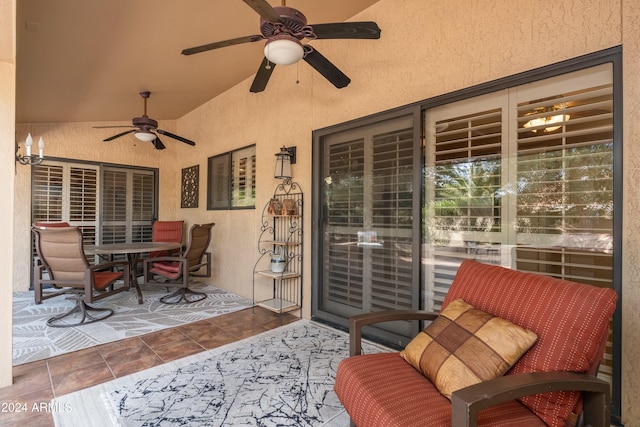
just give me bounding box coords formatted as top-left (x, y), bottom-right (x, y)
top-left (192, 330), bottom-right (242, 349)
top-left (0, 408), bottom-right (54, 427)
top-left (177, 321), bottom-right (223, 341)
top-left (152, 336), bottom-right (205, 362)
top-left (97, 337), bottom-right (156, 365)
top-left (0, 383), bottom-right (54, 424)
top-left (50, 362), bottom-right (114, 396)
top-left (213, 321), bottom-right (270, 339)
top-left (0, 360), bottom-right (50, 400)
top-left (140, 327), bottom-right (188, 347)
top-left (46, 347), bottom-right (105, 377)
top-left (110, 355), bottom-right (165, 378)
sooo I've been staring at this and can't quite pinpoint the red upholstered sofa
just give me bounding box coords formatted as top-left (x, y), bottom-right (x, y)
top-left (334, 260), bottom-right (617, 427)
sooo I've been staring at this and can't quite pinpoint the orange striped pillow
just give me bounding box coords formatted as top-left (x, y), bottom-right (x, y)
top-left (400, 299), bottom-right (537, 399)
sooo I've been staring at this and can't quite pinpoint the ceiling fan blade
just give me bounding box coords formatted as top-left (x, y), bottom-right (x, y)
top-left (242, 0), bottom-right (282, 23)
top-left (250, 57), bottom-right (276, 93)
top-left (103, 129), bottom-right (136, 142)
top-left (156, 129), bottom-right (196, 146)
top-left (303, 48), bottom-right (351, 89)
top-left (152, 135), bottom-right (166, 150)
top-left (311, 22), bottom-right (381, 39)
top-left (181, 35), bottom-right (264, 56)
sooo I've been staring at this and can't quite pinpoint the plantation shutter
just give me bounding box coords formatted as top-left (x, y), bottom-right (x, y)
top-left (320, 113), bottom-right (416, 337)
top-left (102, 167), bottom-right (155, 244)
top-left (32, 162), bottom-right (98, 245)
top-left (513, 66), bottom-right (614, 382)
top-left (31, 162), bottom-right (99, 273)
top-left (32, 164), bottom-right (64, 223)
top-left (68, 166), bottom-right (98, 243)
top-left (231, 145), bottom-right (256, 208)
top-left (425, 92), bottom-right (506, 312)
top-left (132, 172), bottom-right (155, 242)
top-left (324, 138), bottom-right (365, 310)
top-left (102, 169), bottom-right (128, 243)
top-left (370, 128), bottom-right (414, 311)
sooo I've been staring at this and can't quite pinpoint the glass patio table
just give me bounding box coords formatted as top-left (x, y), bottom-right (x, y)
top-left (85, 242), bottom-right (182, 304)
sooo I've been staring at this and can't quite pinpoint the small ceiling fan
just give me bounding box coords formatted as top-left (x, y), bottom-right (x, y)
top-left (181, 0), bottom-right (381, 93)
top-left (93, 91), bottom-right (196, 150)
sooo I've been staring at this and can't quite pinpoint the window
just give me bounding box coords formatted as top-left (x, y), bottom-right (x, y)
top-left (207, 145), bottom-right (256, 209)
top-left (101, 167), bottom-right (156, 244)
top-left (32, 160), bottom-right (157, 247)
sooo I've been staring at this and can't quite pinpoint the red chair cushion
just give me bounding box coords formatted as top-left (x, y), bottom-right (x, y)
top-left (93, 271), bottom-right (123, 291)
top-left (152, 221), bottom-right (184, 243)
top-left (149, 261), bottom-right (182, 280)
top-left (443, 260), bottom-right (617, 427)
top-left (335, 352), bottom-right (545, 427)
top-left (150, 220), bottom-right (184, 258)
top-left (151, 261), bottom-right (181, 273)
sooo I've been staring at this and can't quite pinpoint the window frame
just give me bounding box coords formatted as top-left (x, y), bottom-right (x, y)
top-left (206, 144), bottom-right (256, 210)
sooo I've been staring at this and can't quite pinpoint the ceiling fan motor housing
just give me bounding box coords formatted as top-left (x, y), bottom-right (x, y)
top-left (260, 6), bottom-right (309, 39)
top-left (132, 116), bottom-right (158, 130)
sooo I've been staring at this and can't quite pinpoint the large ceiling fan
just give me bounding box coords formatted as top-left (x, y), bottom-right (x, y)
top-left (181, 0), bottom-right (381, 93)
top-left (93, 91), bottom-right (196, 150)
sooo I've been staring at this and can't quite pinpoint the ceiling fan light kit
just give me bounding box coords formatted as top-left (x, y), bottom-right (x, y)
top-left (264, 35), bottom-right (304, 65)
top-left (181, 0), bottom-right (381, 92)
top-left (134, 131), bottom-right (157, 142)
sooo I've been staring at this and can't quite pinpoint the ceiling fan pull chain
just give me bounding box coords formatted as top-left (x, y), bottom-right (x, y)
top-left (265, 44), bottom-right (272, 69)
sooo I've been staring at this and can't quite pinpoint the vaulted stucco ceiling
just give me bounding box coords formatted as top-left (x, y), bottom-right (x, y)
top-left (16, 0), bottom-right (380, 124)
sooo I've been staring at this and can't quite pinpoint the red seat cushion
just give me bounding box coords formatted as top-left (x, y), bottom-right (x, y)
top-left (149, 261), bottom-right (182, 280)
top-left (93, 271), bottom-right (123, 291)
top-left (443, 260), bottom-right (618, 426)
top-left (151, 261), bottom-right (181, 273)
top-left (335, 352), bottom-right (545, 427)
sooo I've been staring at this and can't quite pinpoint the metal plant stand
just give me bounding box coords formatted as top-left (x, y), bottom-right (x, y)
top-left (252, 179), bottom-right (303, 319)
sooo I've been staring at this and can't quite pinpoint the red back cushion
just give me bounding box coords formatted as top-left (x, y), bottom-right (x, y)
top-left (152, 220), bottom-right (184, 244)
top-left (443, 260), bottom-right (617, 427)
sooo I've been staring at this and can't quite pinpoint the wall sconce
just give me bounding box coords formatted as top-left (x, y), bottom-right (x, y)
top-left (16, 133), bottom-right (45, 166)
top-left (274, 146), bottom-right (297, 179)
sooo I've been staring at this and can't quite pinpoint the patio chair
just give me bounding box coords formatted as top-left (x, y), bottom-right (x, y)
top-left (142, 223), bottom-right (214, 304)
top-left (335, 260), bottom-right (618, 427)
top-left (32, 225), bottom-right (130, 327)
top-left (32, 222), bottom-right (73, 304)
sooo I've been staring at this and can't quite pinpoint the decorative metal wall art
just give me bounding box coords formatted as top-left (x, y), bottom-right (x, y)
top-left (181, 165), bottom-right (199, 208)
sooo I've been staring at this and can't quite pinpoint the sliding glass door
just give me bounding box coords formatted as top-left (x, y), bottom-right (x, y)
top-left (315, 113), bottom-right (421, 338)
top-left (313, 51), bottom-right (620, 420)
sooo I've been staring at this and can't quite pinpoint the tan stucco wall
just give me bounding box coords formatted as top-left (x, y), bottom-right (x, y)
top-left (0, 0), bottom-right (15, 389)
top-left (6, 0), bottom-right (640, 423)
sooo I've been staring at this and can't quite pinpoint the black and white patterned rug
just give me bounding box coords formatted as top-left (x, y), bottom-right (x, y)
top-left (51, 320), bottom-right (387, 427)
top-left (13, 282), bottom-right (253, 365)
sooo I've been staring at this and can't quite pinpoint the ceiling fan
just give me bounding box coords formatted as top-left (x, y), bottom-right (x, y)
top-left (181, 0), bottom-right (381, 93)
top-left (93, 91), bottom-right (196, 150)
